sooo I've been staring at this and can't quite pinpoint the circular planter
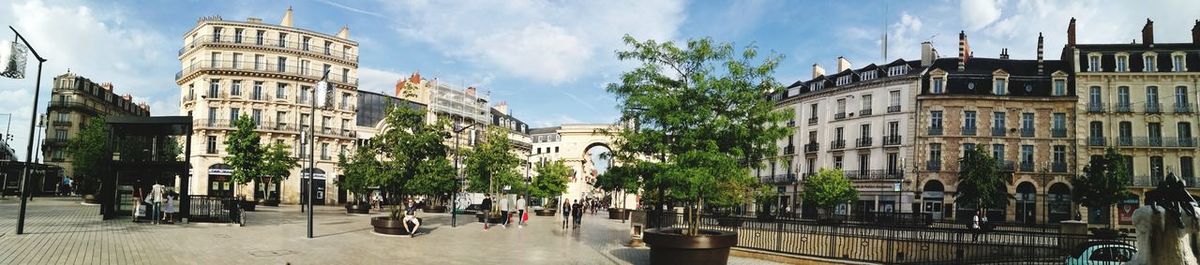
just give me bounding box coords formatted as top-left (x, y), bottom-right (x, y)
top-left (644, 228), bottom-right (738, 265)
top-left (345, 202), bottom-right (371, 214)
top-left (716, 217), bottom-right (743, 228)
top-left (259, 199), bottom-right (280, 207)
top-left (476, 213), bottom-right (505, 223)
top-left (423, 205), bottom-right (447, 213)
top-left (240, 200), bottom-right (257, 211)
top-left (82, 194), bottom-right (98, 204)
top-left (371, 217), bottom-right (422, 235)
top-left (608, 208), bottom-right (630, 220)
top-left (535, 209), bottom-right (557, 216)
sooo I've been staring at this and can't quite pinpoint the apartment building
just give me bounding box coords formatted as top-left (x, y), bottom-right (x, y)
top-left (46, 72), bottom-right (151, 178)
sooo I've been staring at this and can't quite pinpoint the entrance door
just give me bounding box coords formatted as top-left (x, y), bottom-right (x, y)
top-left (337, 175), bottom-right (347, 204)
top-left (923, 180), bottom-right (946, 220)
top-left (208, 176), bottom-right (232, 197)
top-left (1016, 182), bottom-right (1037, 225)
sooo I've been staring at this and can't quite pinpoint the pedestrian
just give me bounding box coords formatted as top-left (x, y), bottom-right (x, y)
top-left (561, 200), bottom-right (571, 229)
top-left (481, 194), bottom-right (493, 231)
top-left (516, 195), bottom-right (527, 227)
top-left (499, 194), bottom-right (511, 228)
top-left (150, 182), bottom-right (165, 225)
top-left (133, 187), bottom-right (144, 223)
top-left (571, 199), bottom-right (584, 229)
top-left (372, 191), bottom-right (383, 210)
top-left (163, 190), bottom-right (176, 224)
top-left (971, 210), bottom-right (982, 241)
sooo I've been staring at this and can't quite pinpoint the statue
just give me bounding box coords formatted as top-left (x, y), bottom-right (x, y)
top-left (1127, 173), bottom-right (1200, 265)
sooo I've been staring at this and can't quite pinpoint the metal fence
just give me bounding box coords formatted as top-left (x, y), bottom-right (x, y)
top-left (189, 195), bottom-right (242, 223)
top-left (649, 212), bottom-right (1133, 264)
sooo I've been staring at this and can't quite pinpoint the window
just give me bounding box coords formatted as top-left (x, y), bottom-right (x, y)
top-left (1089, 86), bottom-right (1102, 105)
top-left (962, 143), bottom-right (976, 158)
top-left (302, 36), bottom-right (311, 51)
top-left (341, 93), bottom-right (350, 109)
top-left (232, 53), bottom-right (242, 68)
top-left (861, 94), bottom-right (871, 111)
top-left (231, 80), bottom-right (242, 96)
top-left (253, 81), bottom-right (263, 100)
top-left (342, 68), bottom-right (350, 83)
top-left (1116, 55), bottom-right (1128, 72)
top-left (1118, 86), bottom-right (1130, 108)
top-left (809, 104), bottom-right (818, 120)
top-left (1088, 54), bottom-right (1101, 72)
top-left (210, 52), bottom-right (220, 67)
top-left (993, 112), bottom-right (1006, 129)
top-left (1022, 113), bottom-right (1034, 129)
top-left (251, 109), bottom-right (262, 125)
top-left (1144, 53), bottom-right (1157, 72)
top-left (1118, 122), bottom-right (1132, 145)
top-left (858, 154), bottom-right (869, 172)
top-left (1184, 157), bottom-right (1196, 179)
top-left (254, 54), bottom-right (264, 70)
top-left (1174, 54), bottom-right (1186, 72)
top-left (1053, 146), bottom-right (1066, 164)
top-left (276, 83), bottom-right (288, 99)
top-left (234, 28), bottom-right (243, 43)
top-left (1177, 86), bottom-right (1190, 107)
top-left (340, 145), bottom-right (347, 157)
top-left (1053, 79), bottom-right (1066, 96)
top-left (321, 143), bottom-right (329, 159)
top-left (888, 65), bottom-right (908, 76)
top-left (300, 86), bottom-right (310, 103)
top-left (1149, 122), bottom-right (1162, 146)
top-left (887, 121), bottom-right (899, 136)
top-left (861, 71), bottom-right (876, 80)
top-left (993, 78), bottom-right (1007, 95)
top-left (276, 111), bottom-right (286, 126)
top-left (1020, 145), bottom-right (1034, 165)
top-left (213, 27), bottom-right (222, 41)
top-left (56, 112), bottom-right (69, 122)
top-left (323, 64), bottom-right (331, 77)
top-left (207, 136), bottom-right (217, 154)
top-left (929, 143), bottom-right (942, 162)
top-left (992, 144), bottom-right (1005, 161)
top-left (930, 111), bottom-right (943, 128)
top-left (932, 78), bottom-right (945, 94)
top-left (964, 111), bottom-right (977, 130)
top-left (300, 60), bottom-right (310, 76)
top-left (836, 99), bottom-right (846, 114)
top-left (1090, 121), bottom-right (1105, 138)
top-left (834, 156), bottom-right (843, 169)
top-left (278, 33), bottom-right (288, 47)
top-left (230, 108), bottom-right (241, 121)
top-left (277, 57), bottom-right (287, 73)
top-left (836, 75), bottom-right (851, 86)
top-left (835, 127), bottom-right (844, 141)
top-left (1180, 122), bottom-right (1193, 139)
top-left (1151, 156), bottom-right (1164, 179)
top-left (886, 153), bottom-right (899, 174)
top-left (889, 90), bottom-right (901, 107)
top-left (324, 41), bottom-right (332, 55)
top-left (54, 130), bottom-right (66, 140)
top-left (207, 107), bottom-right (217, 125)
top-left (209, 79), bottom-right (220, 97)
top-left (1053, 113), bottom-right (1066, 130)
top-left (255, 30), bottom-right (264, 45)
top-left (860, 124), bottom-right (870, 138)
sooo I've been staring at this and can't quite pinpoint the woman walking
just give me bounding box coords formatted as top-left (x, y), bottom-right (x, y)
top-left (561, 200), bottom-right (571, 229)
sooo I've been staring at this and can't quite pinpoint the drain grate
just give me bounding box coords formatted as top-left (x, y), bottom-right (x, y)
top-left (249, 250), bottom-right (297, 257)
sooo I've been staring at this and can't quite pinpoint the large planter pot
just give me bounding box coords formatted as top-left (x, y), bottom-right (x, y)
top-left (240, 200), bottom-right (257, 211)
top-left (644, 228), bottom-right (738, 265)
top-left (371, 217), bottom-right (422, 235)
top-left (259, 199), bottom-right (280, 207)
top-left (535, 209), bottom-right (556, 216)
top-left (716, 217), bottom-right (743, 228)
top-left (608, 208), bottom-right (630, 220)
top-left (345, 202), bottom-right (371, 214)
top-left (476, 213), bottom-right (505, 223)
top-left (81, 194), bottom-right (98, 204)
top-left (423, 205), bottom-right (447, 213)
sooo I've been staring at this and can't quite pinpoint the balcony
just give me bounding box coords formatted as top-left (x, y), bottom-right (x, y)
top-left (807, 117), bottom-right (818, 125)
top-left (1145, 102), bottom-right (1162, 114)
top-left (996, 160), bottom-right (1016, 172)
top-left (845, 170), bottom-right (896, 181)
top-left (927, 126), bottom-right (943, 136)
top-left (961, 126), bottom-right (977, 136)
top-left (51, 120), bottom-right (71, 127)
top-left (1052, 128), bottom-right (1067, 138)
top-left (804, 142), bottom-right (820, 153)
top-left (1121, 136), bottom-right (1199, 148)
top-left (859, 109), bottom-right (872, 116)
top-left (1020, 128), bottom-right (1035, 137)
top-left (887, 105), bottom-right (901, 113)
top-left (883, 135), bottom-right (901, 146)
top-left (770, 173), bottom-right (797, 184)
top-left (48, 100), bottom-right (101, 115)
top-left (834, 112), bottom-right (846, 120)
top-left (843, 170), bottom-right (859, 179)
top-left (1131, 175), bottom-right (1163, 187)
top-left (991, 127), bottom-right (1007, 137)
top-left (830, 139), bottom-right (846, 150)
top-left (925, 160), bottom-right (942, 171)
top-left (180, 34), bottom-right (359, 62)
top-left (195, 119), bottom-right (233, 129)
top-left (1020, 162), bottom-right (1035, 172)
top-left (1052, 162), bottom-right (1068, 173)
top-left (1087, 103), bottom-right (1106, 113)
top-left (856, 137), bottom-right (873, 148)
top-left (1114, 103), bottom-right (1132, 113)
top-left (45, 138), bottom-right (69, 147)
top-left (783, 145), bottom-right (796, 155)
top-left (885, 170), bottom-right (904, 179)
top-left (1117, 136), bottom-right (1133, 146)
top-left (1176, 103), bottom-right (1196, 114)
top-left (175, 60), bottom-right (359, 87)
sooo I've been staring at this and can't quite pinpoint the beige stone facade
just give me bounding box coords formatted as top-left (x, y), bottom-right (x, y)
top-left (46, 73), bottom-right (151, 178)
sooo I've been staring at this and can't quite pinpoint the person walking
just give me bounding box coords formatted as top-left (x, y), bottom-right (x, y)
top-left (516, 195), bottom-right (527, 227)
top-left (133, 187), bottom-right (144, 223)
top-left (571, 199), bottom-right (584, 229)
top-left (163, 190), bottom-right (176, 224)
top-left (971, 210), bottom-right (982, 242)
top-left (150, 182), bottom-right (165, 225)
top-left (499, 194), bottom-right (511, 228)
top-left (561, 200), bottom-right (571, 229)
top-left (481, 194), bottom-right (493, 231)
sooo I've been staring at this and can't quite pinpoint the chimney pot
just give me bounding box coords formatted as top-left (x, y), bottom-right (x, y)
top-left (1192, 20), bottom-right (1200, 44)
top-left (812, 63), bottom-right (826, 79)
top-left (1037, 32), bottom-right (1045, 74)
top-left (1067, 17), bottom-right (1077, 46)
top-left (836, 57), bottom-right (852, 72)
top-left (921, 42), bottom-right (936, 67)
top-left (1142, 18), bottom-right (1154, 45)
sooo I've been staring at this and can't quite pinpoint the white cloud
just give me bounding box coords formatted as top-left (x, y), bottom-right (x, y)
top-left (380, 0), bottom-right (686, 85)
top-left (961, 0), bottom-right (1004, 30)
top-left (357, 67), bottom-right (407, 95)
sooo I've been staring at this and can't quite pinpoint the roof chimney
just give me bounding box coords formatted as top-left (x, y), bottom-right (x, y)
top-left (812, 63), bottom-right (826, 79)
top-left (281, 6), bottom-right (293, 27)
top-left (1037, 32), bottom-right (1045, 74)
top-left (1067, 17), bottom-right (1077, 46)
top-left (999, 48), bottom-right (1009, 59)
top-left (920, 42), bottom-right (937, 67)
top-left (958, 31), bottom-right (969, 71)
top-left (1142, 19), bottom-right (1154, 45)
top-left (336, 26), bottom-right (350, 39)
top-left (836, 57), bottom-right (852, 72)
top-left (1192, 20), bottom-right (1199, 44)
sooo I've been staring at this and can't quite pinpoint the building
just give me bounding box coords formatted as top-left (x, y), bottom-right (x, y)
top-left (1068, 18), bottom-right (1200, 227)
top-left (915, 32), bottom-right (1077, 224)
top-left (176, 8), bottom-right (359, 205)
top-left (769, 53), bottom-right (925, 217)
top-left (529, 124), bottom-right (621, 203)
top-left (45, 72), bottom-right (152, 178)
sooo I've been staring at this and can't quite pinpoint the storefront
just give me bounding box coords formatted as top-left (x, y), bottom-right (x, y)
top-left (207, 164), bottom-right (233, 197)
top-left (1015, 182), bottom-right (1037, 225)
top-left (922, 180), bottom-right (945, 220)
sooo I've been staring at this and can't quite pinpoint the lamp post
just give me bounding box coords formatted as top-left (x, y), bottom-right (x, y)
top-left (304, 70), bottom-right (329, 239)
top-left (451, 121), bottom-right (476, 228)
top-left (9, 26), bottom-right (47, 235)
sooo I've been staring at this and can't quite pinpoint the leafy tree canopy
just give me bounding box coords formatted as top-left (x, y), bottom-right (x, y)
top-left (463, 127), bottom-right (523, 195)
top-left (223, 115), bottom-right (264, 187)
top-left (529, 159), bottom-right (572, 199)
top-left (367, 104), bottom-right (450, 198)
top-left (260, 142), bottom-right (298, 200)
top-left (802, 168), bottom-right (857, 210)
top-left (67, 117), bottom-right (108, 195)
top-left (956, 145), bottom-right (1008, 211)
top-left (1072, 147), bottom-right (1132, 211)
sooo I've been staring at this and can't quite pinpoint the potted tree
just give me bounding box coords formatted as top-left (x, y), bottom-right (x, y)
top-left (608, 36), bottom-right (792, 265)
top-left (530, 159), bottom-right (571, 216)
top-left (224, 115), bottom-right (264, 211)
top-left (1072, 147), bottom-right (1131, 238)
top-left (366, 104), bottom-right (451, 234)
top-left (405, 158), bottom-right (455, 213)
top-left (596, 161), bottom-right (643, 220)
top-left (464, 127), bottom-right (524, 224)
top-left (259, 142), bottom-right (298, 207)
top-left (67, 117), bottom-right (107, 204)
top-left (337, 143), bottom-right (381, 214)
top-left (803, 168), bottom-right (857, 225)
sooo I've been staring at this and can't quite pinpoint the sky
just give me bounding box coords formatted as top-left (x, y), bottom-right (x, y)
top-left (0, 0), bottom-right (1198, 159)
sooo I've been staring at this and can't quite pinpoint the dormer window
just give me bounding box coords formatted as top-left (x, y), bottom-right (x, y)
top-left (813, 82), bottom-right (824, 90)
top-left (861, 71), bottom-right (876, 81)
top-left (836, 76), bottom-right (851, 86)
top-left (888, 66), bottom-right (908, 76)
top-left (1115, 54), bottom-right (1128, 72)
top-left (1088, 54), bottom-right (1101, 72)
top-left (993, 78), bottom-right (1007, 95)
top-left (1053, 79), bottom-right (1066, 96)
top-left (932, 78), bottom-right (945, 94)
top-left (1174, 53), bottom-right (1187, 72)
top-left (1144, 53), bottom-right (1157, 72)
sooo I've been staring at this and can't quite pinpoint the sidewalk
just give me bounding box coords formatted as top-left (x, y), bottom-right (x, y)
top-left (0, 197), bottom-right (780, 264)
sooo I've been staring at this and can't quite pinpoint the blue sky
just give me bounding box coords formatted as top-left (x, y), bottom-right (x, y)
top-left (0, 0), bottom-right (1197, 158)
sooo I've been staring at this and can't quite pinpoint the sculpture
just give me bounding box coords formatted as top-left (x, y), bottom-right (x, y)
top-left (1127, 173), bottom-right (1200, 265)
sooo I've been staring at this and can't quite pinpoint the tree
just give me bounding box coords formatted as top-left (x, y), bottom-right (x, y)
top-left (529, 160), bottom-right (571, 204)
top-left (369, 104), bottom-right (450, 206)
top-left (1072, 147), bottom-right (1131, 228)
top-left (607, 36), bottom-right (792, 235)
top-left (463, 127), bottom-right (523, 202)
top-left (223, 115), bottom-right (264, 199)
top-left (956, 145), bottom-right (1008, 215)
top-left (337, 143), bottom-right (382, 203)
top-left (405, 156), bottom-right (456, 207)
top-left (802, 168), bottom-right (857, 215)
top-left (597, 160), bottom-right (651, 210)
top-left (260, 142), bottom-right (299, 201)
top-left (66, 117), bottom-right (107, 196)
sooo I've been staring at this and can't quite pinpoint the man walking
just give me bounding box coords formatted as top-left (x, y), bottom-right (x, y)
top-left (499, 194), bottom-right (511, 228)
top-left (481, 194), bottom-right (493, 231)
top-left (571, 199), bottom-right (584, 229)
top-left (516, 195), bottom-right (527, 227)
top-left (150, 182), bottom-right (165, 225)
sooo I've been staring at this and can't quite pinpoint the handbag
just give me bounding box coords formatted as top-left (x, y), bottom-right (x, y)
top-left (135, 205), bottom-right (146, 217)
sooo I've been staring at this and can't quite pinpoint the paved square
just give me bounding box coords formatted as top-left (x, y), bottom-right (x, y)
top-left (0, 197), bottom-right (780, 265)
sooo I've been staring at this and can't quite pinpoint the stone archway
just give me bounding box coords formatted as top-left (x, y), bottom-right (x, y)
top-left (1015, 182), bottom-right (1037, 224)
top-left (530, 124), bottom-right (631, 208)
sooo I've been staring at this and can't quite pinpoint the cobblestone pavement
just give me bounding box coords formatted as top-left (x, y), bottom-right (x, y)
top-left (0, 197), bottom-right (781, 265)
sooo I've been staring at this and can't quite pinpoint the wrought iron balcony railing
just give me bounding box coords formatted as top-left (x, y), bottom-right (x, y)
top-left (1020, 162), bottom-right (1035, 172)
top-left (1052, 162), bottom-right (1068, 173)
top-left (887, 105), bottom-right (901, 113)
top-left (927, 126), bottom-right (943, 136)
top-left (834, 112), bottom-right (846, 120)
top-left (1145, 102), bottom-right (1162, 113)
top-left (925, 160), bottom-right (941, 171)
top-left (991, 127), bottom-right (1007, 137)
top-left (961, 126), bottom-right (977, 136)
top-left (1088, 137), bottom-right (1106, 146)
top-left (1114, 103), bottom-right (1132, 113)
top-left (859, 109), bottom-right (872, 116)
top-left (830, 139), bottom-right (846, 150)
top-left (1020, 128), bottom-right (1035, 137)
top-left (856, 137), bottom-right (873, 148)
top-left (1051, 128), bottom-right (1067, 138)
top-left (883, 135), bottom-right (901, 146)
top-left (804, 142), bottom-right (819, 153)
top-left (1087, 103), bottom-right (1106, 113)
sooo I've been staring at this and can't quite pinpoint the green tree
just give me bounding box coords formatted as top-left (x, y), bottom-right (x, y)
top-left (1072, 147), bottom-right (1131, 228)
top-left (463, 127), bottom-right (523, 203)
top-left (405, 157), bottom-right (456, 207)
top-left (956, 145), bottom-right (1008, 214)
top-left (607, 36), bottom-right (792, 235)
top-left (802, 168), bottom-right (857, 214)
top-left (66, 117), bottom-right (107, 196)
top-left (529, 160), bottom-right (572, 202)
top-left (260, 142), bottom-right (299, 201)
top-left (337, 143), bottom-right (382, 203)
top-left (223, 115), bottom-right (263, 198)
top-left (370, 104), bottom-right (450, 206)
top-left (596, 160), bottom-right (649, 210)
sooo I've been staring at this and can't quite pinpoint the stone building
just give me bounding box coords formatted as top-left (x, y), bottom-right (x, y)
top-left (46, 72), bottom-right (151, 178)
top-left (176, 8), bottom-right (358, 204)
top-left (1068, 18), bottom-right (1200, 227)
top-left (915, 32), bottom-right (1077, 224)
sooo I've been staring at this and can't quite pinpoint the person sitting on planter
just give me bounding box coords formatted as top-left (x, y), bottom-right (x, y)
top-left (403, 199), bottom-right (421, 237)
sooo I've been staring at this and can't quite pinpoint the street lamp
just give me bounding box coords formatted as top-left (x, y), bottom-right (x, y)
top-left (451, 121), bottom-right (476, 228)
top-left (8, 25), bottom-right (48, 235)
